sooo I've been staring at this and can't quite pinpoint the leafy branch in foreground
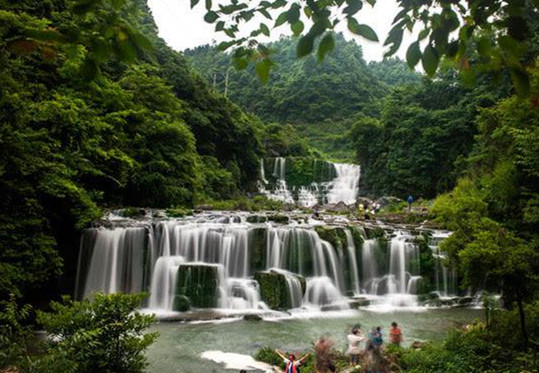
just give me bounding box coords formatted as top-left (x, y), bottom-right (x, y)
top-left (193, 0), bottom-right (538, 94)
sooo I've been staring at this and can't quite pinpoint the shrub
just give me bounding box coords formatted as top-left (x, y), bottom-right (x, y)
top-left (37, 293), bottom-right (157, 373)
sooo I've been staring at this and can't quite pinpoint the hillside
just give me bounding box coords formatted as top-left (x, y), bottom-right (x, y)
top-left (185, 35), bottom-right (420, 161)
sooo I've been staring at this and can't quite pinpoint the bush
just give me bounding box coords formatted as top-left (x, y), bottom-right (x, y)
top-left (0, 295), bottom-right (33, 370)
top-left (37, 293), bottom-right (157, 373)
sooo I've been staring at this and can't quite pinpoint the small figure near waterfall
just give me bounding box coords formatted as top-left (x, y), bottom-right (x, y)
top-left (347, 326), bottom-right (366, 367)
top-left (389, 322), bottom-right (403, 346)
top-left (275, 349), bottom-right (310, 373)
top-left (407, 195), bottom-right (414, 212)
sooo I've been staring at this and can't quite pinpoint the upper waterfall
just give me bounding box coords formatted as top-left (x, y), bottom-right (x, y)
top-left (259, 157), bottom-right (361, 207)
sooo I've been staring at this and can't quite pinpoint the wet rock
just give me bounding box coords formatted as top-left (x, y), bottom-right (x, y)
top-left (172, 295), bottom-right (191, 312)
top-left (243, 314), bottom-right (263, 321)
top-left (375, 196), bottom-right (403, 207)
top-left (175, 264), bottom-right (220, 308)
top-left (411, 341), bottom-right (424, 350)
top-left (254, 270), bottom-right (305, 310)
top-left (349, 298), bottom-right (370, 308)
top-left (267, 214), bottom-right (289, 224)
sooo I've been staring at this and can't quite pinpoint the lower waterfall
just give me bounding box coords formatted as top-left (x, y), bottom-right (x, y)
top-left (76, 212), bottom-right (457, 313)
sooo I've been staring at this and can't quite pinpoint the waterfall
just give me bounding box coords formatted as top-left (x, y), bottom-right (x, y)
top-left (361, 239), bottom-right (380, 294)
top-left (388, 231), bottom-right (419, 294)
top-left (259, 158), bottom-right (360, 207)
top-left (260, 159), bottom-right (268, 185)
top-left (326, 163), bottom-right (361, 205)
top-left (344, 230), bottom-right (360, 295)
top-left (429, 231), bottom-right (457, 297)
top-left (76, 213), bottom-right (455, 313)
top-left (148, 256), bottom-right (184, 309)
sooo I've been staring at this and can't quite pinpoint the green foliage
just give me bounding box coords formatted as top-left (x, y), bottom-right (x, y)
top-left (194, 0), bottom-right (539, 92)
top-left (37, 293), bottom-right (157, 373)
top-left (253, 347), bottom-right (282, 367)
top-left (399, 304), bottom-right (539, 372)
top-left (186, 35), bottom-right (419, 161)
top-left (0, 295), bottom-right (33, 370)
top-left (0, 0), bottom-right (264, 300)
top-left (351, 68), bottom-right (493, 198)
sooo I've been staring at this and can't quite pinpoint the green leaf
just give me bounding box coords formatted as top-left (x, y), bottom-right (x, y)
top-left (405, 41), bottom-right (421, 68)
top-left (317, 33), bottom-right (335, 61)
top-left (418, 29), bottom-right (430, 40)
top-left (287, 4), bottom-right (300, 24)
top-left (291, 20), bottom-right (304, 36)
top-left (205, 0), bottom-right (212, 10)
top-left (347, 18), bottom-right (378, 41)
top-left (510, 68), bottom-right (530, 97)
top-left (344, 0), bottom-right (363, 16)
top-left (421, 44), bottom-right (439, 76)
top-left (297, 34), bottom-right (314, 57)
top-left (190, 0), bottom-right (200, 8)
top-left (215, 21), bottom-right (225, 31)
top-left (234, 57), bottom-right (249, 70)
top-left (260, 23), bottom-right (270, 36)
top-left (275, 11), bottom-right (288, 27)
top-left (255, 59), bottom-right (272, 83)
top-left (260, 9), bottom-right (272, 19)
top-left (204, 11), bottom-right (219, 23)
top-left (383, 26), bottom-right (403, 57)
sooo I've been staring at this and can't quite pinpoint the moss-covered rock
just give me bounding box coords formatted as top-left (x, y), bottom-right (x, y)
top-left (267, 214), bottom-right (289, 224)
top-left (175, 264), bottom-right (221, 308)
top-left (314, 226), bottom-right (347, 250)
top-left (172, 295), bottom-right (191, 311)
top-left (248, 227), bottom-right (267, 273)
top-left (254, 270), bottom-right (306, 310)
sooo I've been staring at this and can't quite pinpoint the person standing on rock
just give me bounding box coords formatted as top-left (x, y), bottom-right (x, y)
top-left (347, 326), bottom-right (365, 367)
top-left (275, 350), bottom-right (309, 373)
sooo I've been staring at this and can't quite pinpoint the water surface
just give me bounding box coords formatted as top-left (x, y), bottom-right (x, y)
top-left (146, 308), bottom-right (482, 373)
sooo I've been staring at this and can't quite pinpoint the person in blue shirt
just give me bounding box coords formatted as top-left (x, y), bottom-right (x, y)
top-left (407, 195), bottom-right (414, 212)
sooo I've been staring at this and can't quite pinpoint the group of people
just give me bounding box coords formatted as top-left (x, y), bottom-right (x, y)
top-left (273, 322), bottom-right (403, 373)
top-left (346, 322), bottom-right (403, 372)
top-left (357, 203), bottom-right (381, 220)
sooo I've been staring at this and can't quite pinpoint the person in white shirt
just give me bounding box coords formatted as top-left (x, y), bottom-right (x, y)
top-left (347, 326), bottom-right (366, 366)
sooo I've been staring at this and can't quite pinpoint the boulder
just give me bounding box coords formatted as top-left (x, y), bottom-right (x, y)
top-left (175, 264), bottom-right (221, 308)
top-left (375, 196), bottom-right (403, 207)
top-left (172, 295), bottom-right (191, 312)
top-left (243, 314), bottom-right (263, 321)
top-left (254, 270), bottom-right (305, 310)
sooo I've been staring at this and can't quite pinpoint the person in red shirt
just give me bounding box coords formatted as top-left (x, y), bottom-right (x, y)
top-left (389, 322), bottom-right (403, 346)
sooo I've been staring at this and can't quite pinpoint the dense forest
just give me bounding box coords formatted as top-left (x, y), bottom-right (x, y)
top-left (2, 0), bottom-right (539, 372)
top-left (185, 36), bottom-right (421, 161)
top-left (0, 0), bottom-right (265, 302)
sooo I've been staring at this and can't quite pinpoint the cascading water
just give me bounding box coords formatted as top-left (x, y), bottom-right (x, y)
top-left (259, 158), bottom-right (361, 207)
top-left (361, 239), bottom-right (380, 295)
top-left (326, 163), bottom-right (361, 205)
top-left (429, 231), bottom-right (457, 297)
top-left (76, 212), bottom-right (459, 314)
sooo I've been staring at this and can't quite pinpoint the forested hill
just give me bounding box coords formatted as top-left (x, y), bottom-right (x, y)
top-left (184, 35), bottom-right (420, 124)
top-left (0, 0), bottom-right (264, 300)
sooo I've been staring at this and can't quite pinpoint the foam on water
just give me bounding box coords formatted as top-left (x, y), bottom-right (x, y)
top-left (200, 350), bottom-right (273, 372)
